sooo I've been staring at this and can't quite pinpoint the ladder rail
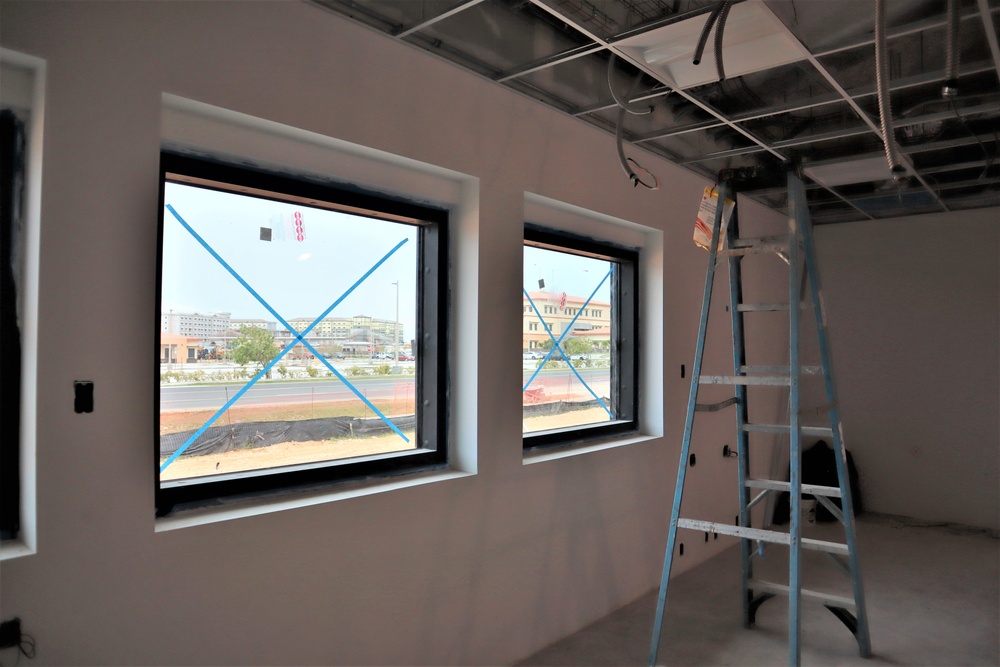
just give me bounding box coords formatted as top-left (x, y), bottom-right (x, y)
top-left (794, 174), bottom-right (872, 658)
top-left (647, 182), bottom-right (731, 667)
top-left (787, 170), bottom-right (804, 666)
top-left (726, 200), bottom-right (754, 630)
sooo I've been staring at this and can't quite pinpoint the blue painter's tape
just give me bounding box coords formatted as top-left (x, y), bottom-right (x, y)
top-left (294, 337), bottom-right (409, 443)
top-left (160, 203), bottom-right (412, 471)
top-left (521, 267), bottom-right (614, 419)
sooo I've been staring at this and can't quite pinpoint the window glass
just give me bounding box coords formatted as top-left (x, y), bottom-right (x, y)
top-left (157, 154), bottom-right (447, 512)
top-left (0, 109), bottom-right (24, 540)
top-left (523, 227), bottom-right (638, 449)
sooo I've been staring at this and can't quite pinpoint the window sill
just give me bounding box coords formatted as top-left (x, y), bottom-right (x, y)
top-left (523, 432), bottom-right (659, 465)
top-left (155, 467), bottom-right (473, 532)
top-left (0, 539), bottom-right (35, 561)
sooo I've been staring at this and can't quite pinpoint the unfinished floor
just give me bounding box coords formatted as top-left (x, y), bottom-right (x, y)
top-left (518, 514), bottom-right (999, 666)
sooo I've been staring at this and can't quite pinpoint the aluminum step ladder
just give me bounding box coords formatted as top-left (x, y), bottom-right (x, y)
top-left (647, 170), bottom-right (870, 666)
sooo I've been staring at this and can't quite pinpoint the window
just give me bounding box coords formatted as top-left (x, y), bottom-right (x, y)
top-left (522, 226), bottom-right (638, 450)
top-left (0, 110), bottom-right (23, 540)
top-left (156, 153), bottom-right (448, 514)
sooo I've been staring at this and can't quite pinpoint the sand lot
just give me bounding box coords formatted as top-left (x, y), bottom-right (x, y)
top-left (161, 407), bottom-right (610, 480)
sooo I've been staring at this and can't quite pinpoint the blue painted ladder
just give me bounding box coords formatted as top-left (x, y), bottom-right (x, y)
top-left (647, 171), bottom-right (871, 666)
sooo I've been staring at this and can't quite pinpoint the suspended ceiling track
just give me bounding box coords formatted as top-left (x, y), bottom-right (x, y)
top-left (316, 0), bottom-right (999, 221)
top-left (631, 60), bottom-right (997, 144)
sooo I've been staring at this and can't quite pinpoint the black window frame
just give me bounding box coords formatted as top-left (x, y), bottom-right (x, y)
top-left (0, 110), bottom-right (25, 540)
top-left (522, 225), bottom-right (639, 452)
top-left (155, 152), bottom-right (449, 516)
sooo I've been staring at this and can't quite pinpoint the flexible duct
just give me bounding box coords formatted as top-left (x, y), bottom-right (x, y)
top-left (615, 103), bottom-right (659, 190)
top-left (607, 54), bottom-right (653, 115)
top-left (874, 0), bottom-right (906, 183)
top-left (713, 1), bottom-right (734, 81)
top-left (693, 2), bottom-right (725, 66)
top-left (609, 57), bottom-right (658, 189)
top-left (943, 0), bottom-right (960, 98)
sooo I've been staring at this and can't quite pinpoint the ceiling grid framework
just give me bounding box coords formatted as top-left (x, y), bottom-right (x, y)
top-left (313, 0), bottom-right (1000, 223)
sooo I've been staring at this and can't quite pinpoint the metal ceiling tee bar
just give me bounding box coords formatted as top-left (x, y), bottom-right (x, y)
top-left (630, 57), bottom-right (996, 146)
top-left (495, 43), bottom-right (606, 83)
top-left (523, 0), bottom-right (788, 163)
top-left (771, 13), bottom-right (947, 213)
top-left (682, 97), bottom-right (1000, 211)
top-left (978, 0), bottom-right (1000, 85)
top-left (814, 5), bottom-right (1000, 60)
top-left (394, 0), bottom-right (485, 38)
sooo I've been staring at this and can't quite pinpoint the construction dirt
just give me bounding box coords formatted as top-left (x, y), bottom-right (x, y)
top-left (160, 406), bottom-right (610, 480)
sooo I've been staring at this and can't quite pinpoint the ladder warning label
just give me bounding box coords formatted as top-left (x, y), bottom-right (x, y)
top-left (693, 186), bottom-right (735, 251)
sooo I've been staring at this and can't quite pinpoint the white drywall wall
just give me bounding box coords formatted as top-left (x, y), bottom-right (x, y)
top-left (814, 210), bottom-right (1000, 530)
top-left (0, 2), bottom-right (789, 664)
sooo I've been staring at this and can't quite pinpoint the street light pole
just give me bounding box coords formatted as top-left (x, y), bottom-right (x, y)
top-left (392, 281), bottom-right (399, 365)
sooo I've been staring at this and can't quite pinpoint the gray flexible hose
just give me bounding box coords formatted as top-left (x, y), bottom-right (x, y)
top-left (874, 0), bottom-right (906, 182)
top-left (607, 54), bottom-right (653, 115)
top-left (693, 2), bottom-right (725, 66)
top-left (714, 1), bottom-right (734, 82)
top-left (616, 103), bottom-right (659, 190)
top-left (943, 0), bottom-right (960, 98)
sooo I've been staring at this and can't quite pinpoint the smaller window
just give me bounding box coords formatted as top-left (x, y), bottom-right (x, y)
top-left (522, 226), bottom-right (638, 450)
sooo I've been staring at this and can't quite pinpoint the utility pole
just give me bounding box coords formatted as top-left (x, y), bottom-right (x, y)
top-left (392, 281), bottom-right (399, 366)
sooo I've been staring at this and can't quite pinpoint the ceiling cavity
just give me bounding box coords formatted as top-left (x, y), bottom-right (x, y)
top-left (311, 0), bottom-right (1000, 223)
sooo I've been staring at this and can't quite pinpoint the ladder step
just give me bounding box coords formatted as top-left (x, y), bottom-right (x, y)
top-left (740, 365), bottom-right (822, 375)
top-left (748, 579), bottom-right (856, 610)
top-left (737, 302), bottom-right (790, 312)
top-left (700, 375), bottom-right (790, 386)
top-left (676, 519), bottom-right (850, 555)
top-left (718, 243), bottom-right (788, 257)
top-left (730, 234), bottom-right (789, 248)
top-left (743, 423), bottom-right (834, 437)
top-left (745, 478), bottom-right (842, 498)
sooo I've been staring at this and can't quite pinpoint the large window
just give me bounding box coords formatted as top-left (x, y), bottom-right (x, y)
top-left (156, 153), bottom-right (447, 514)
top-left (1, 109), bottom-right (24, 540)
top-left (522, 226), bottom-right (638, 450)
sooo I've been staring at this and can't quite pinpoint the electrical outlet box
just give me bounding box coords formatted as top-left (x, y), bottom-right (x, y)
top-left (0, 617), bottom-right (21, 649)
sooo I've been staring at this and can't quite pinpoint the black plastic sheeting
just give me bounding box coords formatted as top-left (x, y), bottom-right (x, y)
top-left (522, 397), bottom-right (609, 418)
top-left (161, 399), bottom-right (605, 458)
top-left (160, 415), bottom-right (416, 457)
top-left (772, 440), bottom-right (862, 524)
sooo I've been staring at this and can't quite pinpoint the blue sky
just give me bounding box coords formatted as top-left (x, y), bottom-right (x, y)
top-left (161, 182), bottom-right (418, 337)
top-left (523, 246), bottom-right (613, 305)
top-left (162, 182), bottom-right (613, 340)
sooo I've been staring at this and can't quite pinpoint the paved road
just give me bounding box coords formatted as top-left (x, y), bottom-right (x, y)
top-left (160, 368), bottom-right (610, 411)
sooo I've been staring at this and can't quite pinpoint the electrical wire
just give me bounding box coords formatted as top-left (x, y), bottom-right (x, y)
top-left (947, 98), bottom-right (995, 180)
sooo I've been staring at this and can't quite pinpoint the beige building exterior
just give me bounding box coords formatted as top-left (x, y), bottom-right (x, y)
top-left (159, 333), bottom-right (202, 365)
top-left (522, 290), bottom-right (610, 351)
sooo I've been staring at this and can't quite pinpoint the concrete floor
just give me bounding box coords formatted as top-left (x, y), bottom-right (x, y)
top-left (518, 514), bottom-right (999, 666)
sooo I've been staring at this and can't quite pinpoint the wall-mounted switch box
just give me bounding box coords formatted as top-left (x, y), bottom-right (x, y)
top-left (74, 381), bottom-right (93, 413)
